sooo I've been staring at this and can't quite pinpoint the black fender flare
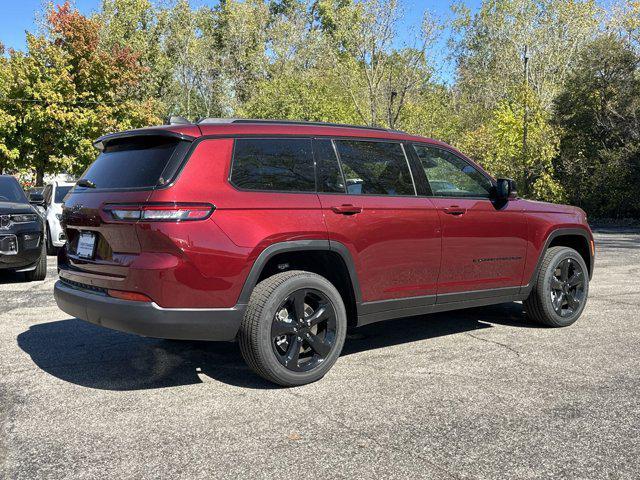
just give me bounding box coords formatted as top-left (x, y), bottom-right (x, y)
top-left (236, 239), bottom-right (362, 306)
top-left (521, 227), bottom-right (594, 295)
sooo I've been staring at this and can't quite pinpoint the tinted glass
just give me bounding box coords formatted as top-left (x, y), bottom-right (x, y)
top-left (0, 176), bottom-right (28, 203)
top-left (43, 185), bottom-right (53, 204)
top-left (79, 137), bottom-right (188, 190)
top-left (315, 139), bottom-right (345, 193)
top-left (334, 140), bottom-right (414, 196)
top-left (54, 186), bottom-right (73, 203)
top-left (231, 138), bottom-right (315, 192)
top-left (413, 145), bottom-right (493, 197)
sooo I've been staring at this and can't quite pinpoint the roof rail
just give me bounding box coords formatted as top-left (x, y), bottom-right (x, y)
top-left (196, 117), bottom-right (401, 133)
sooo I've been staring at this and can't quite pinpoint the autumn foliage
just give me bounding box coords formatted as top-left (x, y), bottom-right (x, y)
top-left (0, 0), bottom-right (638, 218)
top-left (0, 1), bottom-right (159, 183)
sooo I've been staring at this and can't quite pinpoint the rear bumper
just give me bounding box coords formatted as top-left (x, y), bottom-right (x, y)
top-left (54, 280), bottom-right (245, 341)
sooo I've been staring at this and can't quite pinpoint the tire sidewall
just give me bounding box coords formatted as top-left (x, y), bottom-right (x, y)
top-left (254, 274), bottom-right (347, 386)
top-left (46, 223), bottom-right (55, 255)
top-left (25, 241), bottom-right (47, 282)
top-left (539, 248), bottom-right (589, 327)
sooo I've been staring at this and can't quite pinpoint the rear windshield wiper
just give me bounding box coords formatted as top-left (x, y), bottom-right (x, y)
top-left (76, 179), bottom-right (97, 188)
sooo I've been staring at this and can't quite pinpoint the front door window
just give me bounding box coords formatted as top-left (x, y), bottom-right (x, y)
top-left (413, 145), bottom-right (493, 198)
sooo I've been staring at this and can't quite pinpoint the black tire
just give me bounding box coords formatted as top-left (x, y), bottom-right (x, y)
top-left (524, 246), bottom-right (589, 327)
top-left (46, 224), bottom-right (57, 256)
top-left (239, 270), bottom-right (347, 387)
top-left (24, 240), bottom-right (47, 282)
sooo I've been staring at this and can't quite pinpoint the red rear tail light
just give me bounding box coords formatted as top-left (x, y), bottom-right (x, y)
top-left (104, 203), bottom-right (214, 222)
top-left (107, 289), bottom-right (153, 302)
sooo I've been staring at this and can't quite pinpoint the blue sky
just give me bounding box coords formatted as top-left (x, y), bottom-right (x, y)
top-left (0, 0), bottom-right (481, 50)
top-left (0, 0), bottom-right (481, 81)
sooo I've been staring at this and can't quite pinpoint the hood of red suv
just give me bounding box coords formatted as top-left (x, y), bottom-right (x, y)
top-left (521, 199), bottom-right (589, 222)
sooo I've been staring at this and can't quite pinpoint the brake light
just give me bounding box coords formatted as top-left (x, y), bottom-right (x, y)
top-left (104, 203), bottom-right (214, 222)
top-left (107, 289), bottom-right (152, 302)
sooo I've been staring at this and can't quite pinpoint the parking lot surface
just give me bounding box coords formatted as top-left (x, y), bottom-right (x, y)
top-left (1, 229), bottom-right (639, 479)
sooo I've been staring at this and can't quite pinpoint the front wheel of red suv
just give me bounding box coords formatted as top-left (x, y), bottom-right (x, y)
top-left (239, 270), bottom-right (347, 387)
top-left (524, 246), bottom-right (589, 327)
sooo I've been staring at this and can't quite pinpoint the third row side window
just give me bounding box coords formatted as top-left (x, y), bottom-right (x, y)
top-left (231, 138), bottom-right (315, 192)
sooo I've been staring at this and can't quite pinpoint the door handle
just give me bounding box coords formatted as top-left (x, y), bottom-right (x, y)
top-left (443, 206), bottom-right (467, 216)
top-left (331, 204), bottom-right (362, 215)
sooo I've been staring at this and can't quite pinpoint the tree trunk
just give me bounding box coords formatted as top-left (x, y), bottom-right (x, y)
top-left (36, 166), bottom-right (45, 187)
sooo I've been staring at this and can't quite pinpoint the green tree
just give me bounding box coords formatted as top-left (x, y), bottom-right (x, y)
top-left (554, 35), bottom-right (640, 218)
top-left (318, 0), bottom-right (441, 128)
top-left (459, 86), bottom-right (563, 201)
top-left (451, 0), bottom-right (600, 118)
top-left (0, 44), bottom-right (20, 174)
top-left (242, 70), bottom-right (360, 123)
top-left (0, 2), bottom-right (159, 183)
top-left (210, 0), bottom-right (270, 115)
top-left (242, 0), bottom-right (359, 122)
top-left (98, 0), bottom-right (172, 102)
top-left (398, 84), bottom-right (462, 144)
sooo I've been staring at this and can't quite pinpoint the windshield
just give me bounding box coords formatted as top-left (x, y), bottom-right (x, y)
top-left (54, 185), bottom-right (73, 203)
top-left (0, 177), bottom-right (28, 204)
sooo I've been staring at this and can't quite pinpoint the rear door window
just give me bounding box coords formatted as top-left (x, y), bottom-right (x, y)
top-left (79, 137), bottom-right (190, 190)
top-left (231, 138), bottom-right (315, 192)
top-left (333, 140), bottom-right (415, 196)
top-left (314, 139), bottom-right (345, 193)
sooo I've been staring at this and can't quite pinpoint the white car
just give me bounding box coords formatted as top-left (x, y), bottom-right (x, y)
top-left (42, 181), bottom-right (75, 254)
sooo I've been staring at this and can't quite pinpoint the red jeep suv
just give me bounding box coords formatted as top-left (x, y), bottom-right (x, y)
top-left (54, 119), bottom-right (594, 386)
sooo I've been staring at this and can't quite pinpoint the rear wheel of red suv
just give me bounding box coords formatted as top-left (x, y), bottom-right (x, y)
top-left (239, 270), bottom-right (347, 387)
top-left (524, 246), bottom-right (589, 327)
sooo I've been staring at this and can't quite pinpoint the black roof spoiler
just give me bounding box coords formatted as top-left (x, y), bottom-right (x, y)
top-left (93, 128), bottom-right (196, 151)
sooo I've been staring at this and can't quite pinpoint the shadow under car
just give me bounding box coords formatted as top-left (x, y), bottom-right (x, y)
top-left (17, 302), bottom-right (533, 390)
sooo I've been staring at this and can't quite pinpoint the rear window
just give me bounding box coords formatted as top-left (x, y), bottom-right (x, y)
top-left (79, 137), bottom-right (190, 190)
top-left (230, 138), bottom-right (315, 192)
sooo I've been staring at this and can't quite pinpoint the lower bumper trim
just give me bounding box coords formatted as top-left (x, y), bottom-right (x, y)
top-left (54, 281), bottom-right (245, 341)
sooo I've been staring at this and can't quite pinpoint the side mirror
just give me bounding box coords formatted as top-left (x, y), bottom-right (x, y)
top-left (494, 178), bottom-right (517, 202)
top-left (29, 193), bottom-right (45, 206)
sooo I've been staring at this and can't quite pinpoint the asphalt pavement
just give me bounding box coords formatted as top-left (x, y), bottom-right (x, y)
top-left (1, 229), bottom-right (639, 479)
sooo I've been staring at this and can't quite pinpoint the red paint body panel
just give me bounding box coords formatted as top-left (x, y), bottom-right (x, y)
top-left (319, 194), bottom-right (441, 301)
top-left (430, 197), bottom-right (528, 294)
top-left (58, 122), bottom-right (593, 313)
top-left (519, 201), bottom-right (592, 286)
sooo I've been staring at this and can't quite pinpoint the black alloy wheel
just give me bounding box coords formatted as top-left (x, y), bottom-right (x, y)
top-left (524, 246), bottom-right (590, 327)
top-left (271, 288), bottom-right (337, 372)
top-left (549, 257), bottom-right (585, 317)
top-left (239, 270), bottom-right (347, 386)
